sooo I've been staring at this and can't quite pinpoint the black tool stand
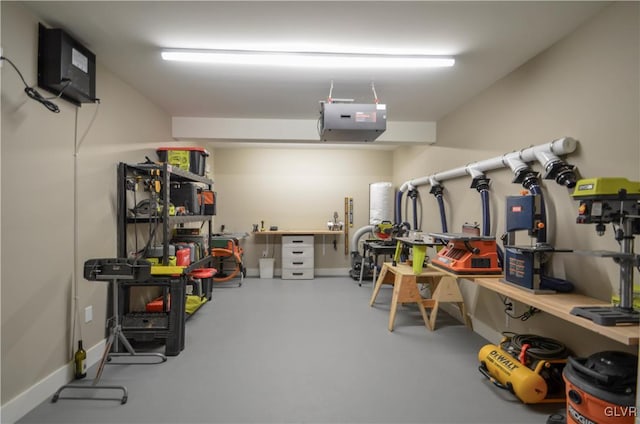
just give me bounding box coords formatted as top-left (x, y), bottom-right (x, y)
top-left (52, 259), bottom-right (166, 405)
top-left (358, 240), bottom-right (397, 286)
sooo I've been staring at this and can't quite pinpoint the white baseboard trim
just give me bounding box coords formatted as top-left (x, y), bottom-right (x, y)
top-left (246, 268), bottom-right (351, 278)
top-left (437, 305), bottom-right (502, 345)
top-left (1, 339), bottom-right (106, 424)
top-left (468, 316), bottom-right (503, 345)
top-left (314, 268), bottom-right (351, 277)
top-left (247, 268), bottom-right (349, 278)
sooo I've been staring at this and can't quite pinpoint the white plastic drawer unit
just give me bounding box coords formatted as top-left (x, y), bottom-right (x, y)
top-left (282, 257), bottom-right (314, 269)
top-left (282, 246), bottom-right (314, 260)
top-left (281, 235), bottom-right (314, 247)
top-left (281, 268), bottom-right (315, 280)
top-left (281, 235), bottom-right (314, 279)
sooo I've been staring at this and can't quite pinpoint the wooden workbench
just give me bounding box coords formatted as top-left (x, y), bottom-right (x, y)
top-left (369, 262), bottom-right (470, 331)
top-left (426, 263), bottom-right (504, 281)
top-left (474, 277), bottom-right (639, 345)
top-left (252, 230), bottom-right (343, 278)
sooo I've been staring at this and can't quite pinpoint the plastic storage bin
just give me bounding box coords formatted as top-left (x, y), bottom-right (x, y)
top-left (157, 147), bottom-right (209, 176)
top-left (259, 258), bottom-right (274, 279)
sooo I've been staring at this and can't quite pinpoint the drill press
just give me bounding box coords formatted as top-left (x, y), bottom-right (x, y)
top-left (570, 177), bottom-right (640, 326)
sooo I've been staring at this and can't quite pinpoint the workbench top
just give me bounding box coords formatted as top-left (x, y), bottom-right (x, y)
top-left (474, 277), bottom-right (639, 346)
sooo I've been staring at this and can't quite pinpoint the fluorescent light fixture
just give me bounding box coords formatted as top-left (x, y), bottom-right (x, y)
top-left (161, 49), bottom-right (455, 69)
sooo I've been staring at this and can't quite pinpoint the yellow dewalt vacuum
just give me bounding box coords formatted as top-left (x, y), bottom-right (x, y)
top-left (478, 333), bottom-right (570, 404)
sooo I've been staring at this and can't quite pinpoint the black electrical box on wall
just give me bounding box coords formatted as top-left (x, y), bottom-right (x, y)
top-left (37, 23), bottom-right (96, 106)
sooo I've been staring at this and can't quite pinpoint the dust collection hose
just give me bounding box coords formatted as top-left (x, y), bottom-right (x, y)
top-left (408, 189), bottom-right (419, 230)
top-left (472, 176), bottom-right (492, 237)
top-left (395, 191), bottom-right (404, 225)
top-left (480, 189), bottom-right (490, 237)
top-left (430, 184), bottom-right (448, 233)
top-left (472, 175), bottom-right (503, 266)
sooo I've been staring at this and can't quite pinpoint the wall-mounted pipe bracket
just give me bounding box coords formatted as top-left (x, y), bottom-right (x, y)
top-left (429, 184), bottom-right (444, 197)
top-left (544, 161), bottom-right (577, 188)
top-left (471, 175), bottom-right (491, 192)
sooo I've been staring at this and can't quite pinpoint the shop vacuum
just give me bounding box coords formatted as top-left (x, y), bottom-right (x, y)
top-left (561, 351), bottom-right (638, 424)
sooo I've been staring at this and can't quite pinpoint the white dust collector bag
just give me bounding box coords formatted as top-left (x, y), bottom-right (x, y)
top-left (369, 182), bottom-right (394, 225)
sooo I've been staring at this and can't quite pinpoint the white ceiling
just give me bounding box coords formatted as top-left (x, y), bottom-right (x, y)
top-left (24, 1), bottom-right (607, 123)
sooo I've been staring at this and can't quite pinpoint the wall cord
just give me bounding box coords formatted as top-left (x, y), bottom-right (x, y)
top-left (0, 55), bottom-right (61, 112)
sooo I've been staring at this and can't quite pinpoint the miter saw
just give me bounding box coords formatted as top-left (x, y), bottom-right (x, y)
top-left (349, 221), bottom-right (406, 281)
top-left (570, 177), bottom-right (640, 326)
top-left (372, 221), bottom-right (396, 240)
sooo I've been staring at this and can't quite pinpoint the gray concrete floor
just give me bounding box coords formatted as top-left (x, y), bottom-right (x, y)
top-left (19, 277), bottom-right (561, 423)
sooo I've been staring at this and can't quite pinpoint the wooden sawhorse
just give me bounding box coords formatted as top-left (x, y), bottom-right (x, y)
top-left (369, 262), bottom-right (470, 331)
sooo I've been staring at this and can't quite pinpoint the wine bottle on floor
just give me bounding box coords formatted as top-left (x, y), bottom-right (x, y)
top-left (74, 340), bottom-right (87, 379)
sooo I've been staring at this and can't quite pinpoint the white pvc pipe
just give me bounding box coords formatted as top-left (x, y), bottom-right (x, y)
top-left (503, 154), bottom-right (530, 175)
top-left (399, 137), bottom-right (577, 192)
top-left (350, 225), bottom-right (375, 253)
top-left (466, 165), bottom-right (486, 179)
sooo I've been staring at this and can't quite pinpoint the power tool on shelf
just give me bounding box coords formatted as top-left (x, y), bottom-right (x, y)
top-left (501, 193), bottom-right (573, 293)
top-left (429, 231), bottom-right (502, 274)
top-left (570, 177), bottom-right (640, 326)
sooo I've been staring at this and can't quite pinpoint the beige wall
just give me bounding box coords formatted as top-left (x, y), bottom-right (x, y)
top-left (210, 146), bottom-right (393, 274)
top-left (2, 0), bottom-right (639, 418)
top-left (1, 2), bottom-right (176, 406)
top-left (393, 2), bottom-right (639, 356)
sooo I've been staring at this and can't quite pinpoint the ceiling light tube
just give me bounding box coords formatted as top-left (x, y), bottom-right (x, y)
top-left (161, 49), bottom-right (455, 69)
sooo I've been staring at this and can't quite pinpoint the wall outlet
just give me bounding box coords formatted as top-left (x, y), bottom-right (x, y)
top-left (85, 305), bottom-right (93, 323)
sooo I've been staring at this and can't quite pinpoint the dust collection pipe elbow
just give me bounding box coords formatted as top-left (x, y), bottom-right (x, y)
top-left (466, 165), bottom-right (486, 180)
top-left (502, 153), bottom-right (530, 177)
top-left (534, 150), bottom-right (578, 188)
top-left (350, 225), bottom-right (375, 253)
top-left (525, 137), bottom-right (578, 188)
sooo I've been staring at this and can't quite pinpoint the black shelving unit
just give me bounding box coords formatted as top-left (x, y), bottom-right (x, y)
top-left (117, 162), bottom-right (214, 264)
top-left (116, 162), bottom-right (215, 355)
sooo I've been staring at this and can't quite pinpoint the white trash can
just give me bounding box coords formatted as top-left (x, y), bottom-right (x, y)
top-left (259, 258), bottom-right (274, 279)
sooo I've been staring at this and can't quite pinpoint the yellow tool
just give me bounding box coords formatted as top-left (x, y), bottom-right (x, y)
top-left (478, 334), bottom-right (568, 404)
top-left (373, 221), bottom-right (394, 240)
top-left (151, 169), bottom-right (161, 193)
